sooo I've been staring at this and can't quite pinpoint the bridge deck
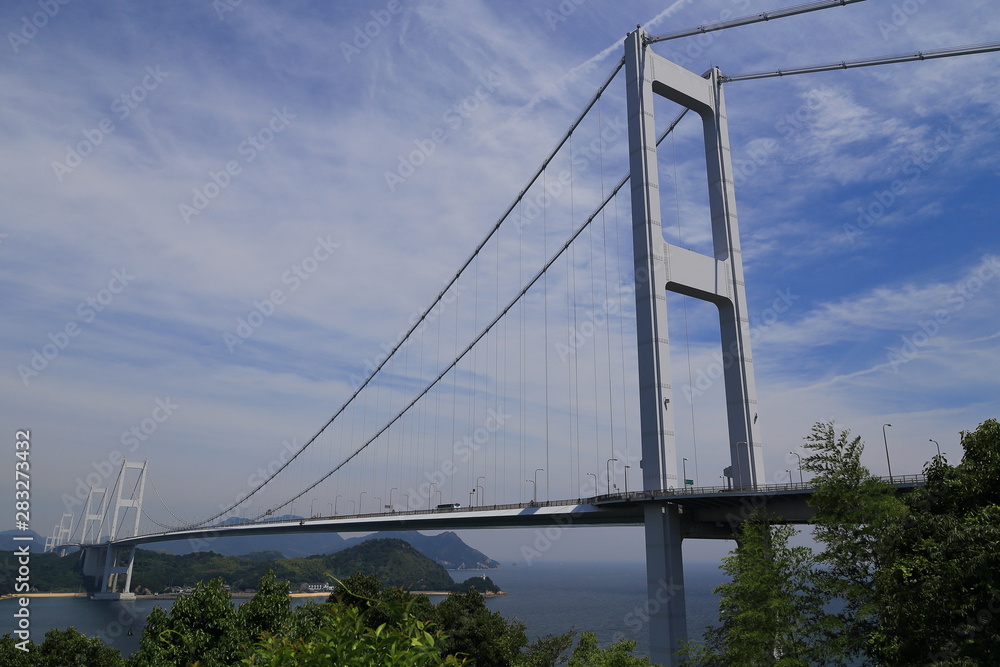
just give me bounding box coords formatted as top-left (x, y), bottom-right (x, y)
top-left (79, 475), bottom-right (924, 549)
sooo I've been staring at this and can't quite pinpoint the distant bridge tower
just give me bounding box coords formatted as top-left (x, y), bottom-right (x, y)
top-left (625, 27), bottom-right (765, 664)
top-left (80, 459), bottom-right (148, 600)
top-left (43, 513), bottom-right (74, 553)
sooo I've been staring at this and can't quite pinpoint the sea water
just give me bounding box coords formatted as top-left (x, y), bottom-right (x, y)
top-left (0, 560), bottom-right (725, 658)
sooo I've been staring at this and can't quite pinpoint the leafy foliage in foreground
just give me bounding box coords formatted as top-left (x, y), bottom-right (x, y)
top-left (680, 418), bottom-right (1000, 666)
top-left (2, 568), bottom-right (655, 666)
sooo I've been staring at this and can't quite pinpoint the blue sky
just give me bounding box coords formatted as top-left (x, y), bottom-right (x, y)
top-left (1, 0), bottom-right (998, 565)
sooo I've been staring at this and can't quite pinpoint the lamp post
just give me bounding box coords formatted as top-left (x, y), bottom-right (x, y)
top-left (624, 465), bottom-right (630, 494)
top-left (682, 458), bottom-right (688, 492)
top-left (359, 491), bottom-right (367, 514)
top-left (785, 469), bottom-right (792, 485)
top-left (374, 497), bottom-right (381, 513)
top-left (789, 451), bottom-right (803, 484)
top-left (469, 489), bottom-right (476, 506)
top-left (389, 487), bottom-right (398, 510)
top-left (334, 495), bottom-right (341, 515)
top-left (429, 483), bottom-right (437, 510)
top-left (327, 502), bottom-right (333, 515)
top-left (476, 476), bottom-right (486, 507)
top-left (882, 423), bottom-right (893, 483)
top-left (403, 493), bottom-right (410, 511)
top-left (525, 479), bottom-right (536, 504)
top-left (310, 498), bottom-right (317, 517)
top-left (587, 472), bottom-right (598, 495)
top-left (348, 499), bottom-right (355, 514)
top-left (929, 439), bottom-right (941, 457)
top-left (606, 458), bottom-right (618, 494)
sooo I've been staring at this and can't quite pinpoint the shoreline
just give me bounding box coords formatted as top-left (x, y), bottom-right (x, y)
top-left (2, 589), bottom-right (506, 600)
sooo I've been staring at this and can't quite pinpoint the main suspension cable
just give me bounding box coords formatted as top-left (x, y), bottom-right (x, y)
top-left (646, 0), bottom-right (867, 44)
top-left (721, 42), bottom-right (1000, 81)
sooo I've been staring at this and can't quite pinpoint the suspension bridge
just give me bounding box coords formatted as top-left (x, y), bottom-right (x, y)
top-left (44, 3), bottom-right (998, 663)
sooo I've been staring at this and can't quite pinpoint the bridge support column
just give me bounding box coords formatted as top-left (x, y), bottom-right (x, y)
top-left (644, 502), bottom-right (686, 663)
top-left (625, 25), bottom-right (765, 663)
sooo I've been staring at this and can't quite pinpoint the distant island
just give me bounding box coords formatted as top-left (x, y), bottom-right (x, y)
top-left (0, 538), bottom-right (502, 596)
top-left (136, 528), bottom-right (502, 570)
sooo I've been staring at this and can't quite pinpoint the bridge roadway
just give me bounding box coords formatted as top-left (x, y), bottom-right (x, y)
top-left (97, 475), bottom-right (925, 550)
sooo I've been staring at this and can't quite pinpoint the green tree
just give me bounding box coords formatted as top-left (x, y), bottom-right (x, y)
top-left (243, 594), bottom-right (465, 666)
top-left (0, 628), bottom-right (125, 667)
top-left (129, 578), bottom-right (243, 666)
top-left (871, 418), bottom-right (1000, 664)
top-left (679, 513), bottom-right (823, 666)
top-left (434, 587), bottom-right (529, 667)
top-left (566, 631), bottom-right (653, 666)
top-left (237, 570), bottom-right (290, 640)
top-left (801, 421), bottom-right (905, 662)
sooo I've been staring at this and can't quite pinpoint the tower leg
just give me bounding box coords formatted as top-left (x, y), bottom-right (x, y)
top-left (644, 503), bottom-right (687, 665)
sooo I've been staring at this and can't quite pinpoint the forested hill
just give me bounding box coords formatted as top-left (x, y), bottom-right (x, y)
top-left (346, 531), bottom-right (500, 569)
top-left (0, 538), bottom-right (498, 594)
top-left (149, 528), bottom-right (500, 569)
top-left (133, 538), bottom-right (459, 593)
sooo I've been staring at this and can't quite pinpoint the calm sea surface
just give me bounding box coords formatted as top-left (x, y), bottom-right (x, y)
top-left (0, 560), bottom-right (724, 658)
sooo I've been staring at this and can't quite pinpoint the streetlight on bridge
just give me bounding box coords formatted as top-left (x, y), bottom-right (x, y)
top-left (374, 497), bottom-right (381, 514)
top-left (476, 476), bottom-right (486, 506)
top-left (334, 495), bottom-right (341, 515)
top-left (882, 423), bottom-right (893, 483)
top-left (682, 458), bottom-right (688, 492)
top-left (606, 458), bottom-right (618, 495)
top-left (359, 491), bottom-right (367, 514)
top-left (586, 472), bottom-right (597, 495)
top-left (789, 451), bottom-right (803, 484)
top-left (389, 487), bottom-right (398, 510)
top-left (526, 468), bottom-right (544, 504)
top-left (929, 439), bottom-right (941, 457)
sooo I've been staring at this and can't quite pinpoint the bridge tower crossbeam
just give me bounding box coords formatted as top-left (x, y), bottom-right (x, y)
top-left (82, 459), bottom-right (148, 600)
top-left (625, 27), bottom-right (765, 665)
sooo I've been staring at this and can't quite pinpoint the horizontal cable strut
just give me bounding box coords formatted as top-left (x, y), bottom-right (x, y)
top-left (721, 42), bottom-right (1000, 81)
top-left (188, 57), bottom-right (626, 530)
top-left (258, 107), bottom-right (692, 522)
top-left (646, 0), bottom-right (866, 45)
